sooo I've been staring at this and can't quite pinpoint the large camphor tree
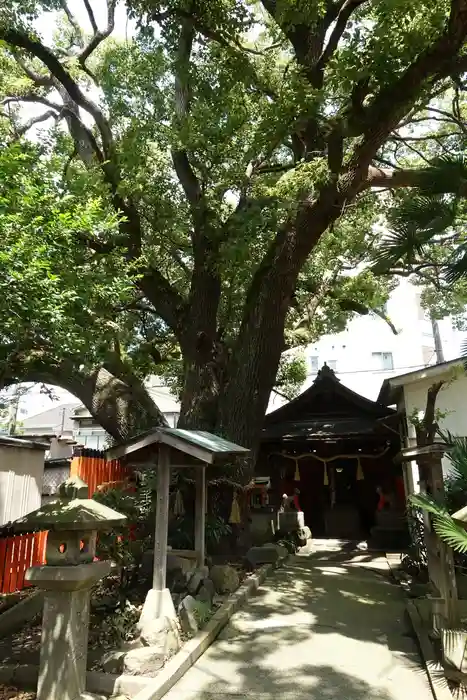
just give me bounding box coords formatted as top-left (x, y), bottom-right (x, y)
top-left (2, 0), bottom-right (467, 467)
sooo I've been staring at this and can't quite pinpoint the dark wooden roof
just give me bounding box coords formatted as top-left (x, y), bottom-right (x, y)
top-left (263, 364), bottom-right (397, 441)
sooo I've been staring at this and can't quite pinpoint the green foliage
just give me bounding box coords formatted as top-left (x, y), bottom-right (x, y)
top-left (0, 142), bottom-right (134, 379)
top-left (274, 353), bottom-right (307, 400)
top-left (169, 513), bottom-right (231, 551)
top-left (191, 599), bottom-right (212, 626)
top-left (92, 477), bottom-right (155, 571)
top-left (409, 492), bottom-right (467, 554)
top-left (439, 430), bottom-right (467, 512)
top-left (1, 0), bottom-right (467, 448)
top-left (409, 429), bottom-right (467, 555)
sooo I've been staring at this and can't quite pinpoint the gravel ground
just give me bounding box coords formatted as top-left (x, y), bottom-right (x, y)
top-left (0, 686), bottom-right (35, 699)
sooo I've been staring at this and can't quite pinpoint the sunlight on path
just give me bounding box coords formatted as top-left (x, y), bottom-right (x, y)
top-left (163, 543), bottom-right (433, 700)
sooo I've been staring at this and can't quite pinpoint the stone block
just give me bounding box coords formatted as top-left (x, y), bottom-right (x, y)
top-left (188, 567), bottom-right (208, 595)
top-left (197, 578), bottom-right (215, 606)
top-left (101, 650), bottom-right (126, 674)
top-left (121, 637), bottom-right (144, 651)
top-left (209, 565), bottom-right (240, 594)
top-left (268, 543), bottom-right (288, 559)
top-left (123, 647), bottom-right (165, 677)
top-left (140, 551), bottom-right (193, 579)
top-left (178, 595), bottom-right (199, 636)
top-left (140, 616), bottom-right (180, 654)
top-left (246, 545), bottom-right (280, 567)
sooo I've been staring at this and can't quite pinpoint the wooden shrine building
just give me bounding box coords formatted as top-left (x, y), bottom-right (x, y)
top-left (254, 364), bottom-right (406, 544)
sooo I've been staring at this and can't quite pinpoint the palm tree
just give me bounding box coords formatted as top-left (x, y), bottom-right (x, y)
top-left (372, 156), bottom-right (467, 283)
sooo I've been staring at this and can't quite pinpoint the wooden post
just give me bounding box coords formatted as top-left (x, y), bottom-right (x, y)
top-left (195, 466), bottom-right (206, 567)
top-left (417, 451), bottom-right (459, 631)
top-left (153, 444), bottom-right (171, 591)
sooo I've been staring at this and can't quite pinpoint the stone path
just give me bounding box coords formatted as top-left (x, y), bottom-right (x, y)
top-left (164, 541), bottom-right (435, 700)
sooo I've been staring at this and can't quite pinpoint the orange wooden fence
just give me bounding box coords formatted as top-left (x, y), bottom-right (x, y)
top-left (0, 531), bottom-right (47, 594)
top-left (0, 449), bottom-right (131, 594)
top-left (70, 449), bottom-right (131, 497)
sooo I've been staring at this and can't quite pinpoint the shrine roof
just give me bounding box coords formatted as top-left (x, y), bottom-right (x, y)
top-left (106, 427), bottom-right (250, 466)
top-left (263, 364), bottom-right (396, 441)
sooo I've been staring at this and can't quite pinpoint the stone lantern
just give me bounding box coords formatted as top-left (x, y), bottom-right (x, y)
top-left (14, 476), bottom-right (127, 700)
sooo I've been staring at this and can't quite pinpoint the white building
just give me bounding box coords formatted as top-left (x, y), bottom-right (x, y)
top-left (268, 278), bottom-right (464, 413)
top-left (378, 357), bottom-right (466, 479)
top-left (22, 378), bottom-right (180, 452)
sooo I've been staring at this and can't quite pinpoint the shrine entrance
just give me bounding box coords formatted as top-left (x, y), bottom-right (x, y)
top-left (254, 365), bottom-right (405, 544)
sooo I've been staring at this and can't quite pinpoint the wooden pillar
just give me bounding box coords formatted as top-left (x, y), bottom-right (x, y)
top-left (195, 467), bottom-right (206, 567)
top-left (420, 452), bottom-right (459, 630)
top-left (153, 444), bottom-right (171, 591)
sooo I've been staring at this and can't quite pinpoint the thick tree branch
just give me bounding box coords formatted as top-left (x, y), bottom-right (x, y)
top-left (260, 0), bottom-right (338, 84)
top-left (12, 53), bottom-right (52, 87)
top-left (83, 0), bottom-right (99, 34)
top-left (59, 0), bottom-right (84, 47)
top-left (171, 17), bottom-right (203, 210)
top-left (13, 109), bottom-right (60, 138)
top-left (364, 165), bottom-right (467, 193)
top-left (79, 0), bottom-right (117, 65)
top-left (348, 0), bottom-right (467, 146)
top-left (316, 0), bottom-right (369, 73)
top-left (0, 27), bottom-right (114, 159)
top-left (3, 93), bottom-right (63, 111)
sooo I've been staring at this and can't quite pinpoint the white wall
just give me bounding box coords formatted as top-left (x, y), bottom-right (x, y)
top-left (0, 447), bottom-right (45, 525)
top-left (402, 374), bottom-right (467, 476)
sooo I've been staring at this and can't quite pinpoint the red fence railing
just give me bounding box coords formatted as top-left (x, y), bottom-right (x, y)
top-left (0, 531), bottom-right (47, 594)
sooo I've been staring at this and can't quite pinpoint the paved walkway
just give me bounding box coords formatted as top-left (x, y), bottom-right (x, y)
top-left (164, 541), bottom-right (434, 700)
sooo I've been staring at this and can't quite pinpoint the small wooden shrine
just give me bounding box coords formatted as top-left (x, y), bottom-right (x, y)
top-left (254, 364), bottom-right (405, 542)
top-left (106, 428), bottom-right (249, 621)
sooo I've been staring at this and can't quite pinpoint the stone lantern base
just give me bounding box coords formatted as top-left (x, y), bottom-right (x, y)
top-left (26, 561), bottom-right (111, 700)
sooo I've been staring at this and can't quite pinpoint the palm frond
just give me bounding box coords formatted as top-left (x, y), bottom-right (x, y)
top-left (372, 193), bottom-right (456, 273)
top-left (432, 516), bottom-right (467, 554)
top-left (410, 492), bottom-right (467, 554)
top-left (416, 155), bottom-right (467, 196)
top-left (389, 195), bottom-right (457, 237)
top-left (445, 244), bottom-right (467, 284)
top-left (438, 429), bottom-right (467, 481)
top-left (372, 225), bottom-right (432, 273)
top-left (409, 492), bottom-right (448, 516)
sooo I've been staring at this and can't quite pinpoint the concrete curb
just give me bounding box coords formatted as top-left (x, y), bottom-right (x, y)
top-left (405, 599), bottom-right (453, 700)
top-left (133, 557), bottom-right (286, 700)
top-left (0, 663), bottom-right (152, 696)
top-left (0, 590), bottom-right (43, 637)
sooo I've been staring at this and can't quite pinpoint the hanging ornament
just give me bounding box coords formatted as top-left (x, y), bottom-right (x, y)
top-left (294, 461), bottom-right (300, 482)
top-left (229, 490), bottom-right (241, 524)
top-left (173, 489), bottom-right (185, 516)
top-left (324, 463), bottom-right (329, 485)
top-left (356, 458), bottom-right (364, 481)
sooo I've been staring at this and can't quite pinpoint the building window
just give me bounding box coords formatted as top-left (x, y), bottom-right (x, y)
top-left (372, 352), bottom-right (394, 370)
top-left (310, 356), bottom-right (319, 372)
top-left (327, 360), bottom-right (337, 370)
